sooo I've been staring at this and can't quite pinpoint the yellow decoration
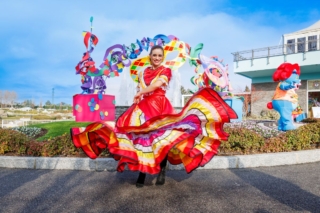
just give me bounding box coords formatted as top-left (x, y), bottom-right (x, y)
top-left (129, 40), bottom-right (187, 82)
top-left (117, 63), bottom-right (124, 69)
top-left (94, 104), bottom-right (99, 110)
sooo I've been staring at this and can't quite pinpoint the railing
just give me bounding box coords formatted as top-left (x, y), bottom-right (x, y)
top-left (231, 39), bottom-right (320, 62)
top-left (1, 119), bottom-right (74, 128)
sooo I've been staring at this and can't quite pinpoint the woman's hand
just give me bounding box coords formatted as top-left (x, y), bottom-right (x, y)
top-left (133, 92), bottom-right (142, 104)
top-left (133, 80), bottom-right (164, 104)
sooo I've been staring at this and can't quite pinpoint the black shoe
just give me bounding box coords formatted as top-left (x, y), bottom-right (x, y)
top-left (136, 172), bottom-right (146, 188)
top-left (155, 168), bottom-right (166, 186)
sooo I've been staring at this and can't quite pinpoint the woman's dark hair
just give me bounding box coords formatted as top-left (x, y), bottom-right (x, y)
top-left (149, 45), bottom-right (164, 55)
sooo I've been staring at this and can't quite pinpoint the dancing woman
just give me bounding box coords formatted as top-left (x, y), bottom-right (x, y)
top-left (71, 45), bottom-right (237, 188)
top-left (132, 45), bottom-right (174, 187)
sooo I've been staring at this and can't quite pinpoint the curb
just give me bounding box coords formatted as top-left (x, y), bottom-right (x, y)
top-left (1, 149), bottom-right (320, 171)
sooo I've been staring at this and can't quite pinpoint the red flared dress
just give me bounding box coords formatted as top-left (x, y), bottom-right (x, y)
top-left (71, 65), bottom-right (237, 174)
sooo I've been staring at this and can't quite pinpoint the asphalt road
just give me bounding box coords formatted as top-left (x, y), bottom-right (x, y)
top-left (0, 162), bottom-right (320, 213)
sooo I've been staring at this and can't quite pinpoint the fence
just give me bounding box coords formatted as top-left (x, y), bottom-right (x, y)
top-left (1, 119), bottom-right (74, 128)
top-left (231, 39), bottom-right (320, 62)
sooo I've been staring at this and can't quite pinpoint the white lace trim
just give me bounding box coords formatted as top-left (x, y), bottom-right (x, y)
top-left (157, 77), bottom-right (169, 90)
top-left (157, 77), bottom-right (167, 84)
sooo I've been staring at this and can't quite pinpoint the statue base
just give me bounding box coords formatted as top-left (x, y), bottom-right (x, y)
top-left (73, 94), bottom-right (115, 122)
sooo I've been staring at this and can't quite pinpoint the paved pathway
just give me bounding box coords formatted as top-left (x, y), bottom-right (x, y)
top-left (1, 162), bottom-right (320, 213)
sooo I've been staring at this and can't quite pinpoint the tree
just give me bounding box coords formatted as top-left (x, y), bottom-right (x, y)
top-left (45, 100), bottom-right (51, 106)
top-left (9, 91), bottom-right (17, 107)
top-left (23, 99), bottom-right (32, 107)
top-left (3, 90), bottom-right (10, 108)
top-left (244, 85), bottom-right (250, 92)
top-left (181, 86), bottom-right (192, 95)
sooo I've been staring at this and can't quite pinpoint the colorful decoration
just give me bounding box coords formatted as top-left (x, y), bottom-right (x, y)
top-left (74, 17), bottom-right (116, 123)
top-left (73, 17), bottom-right (238, 121)
top-left (129, 39), bottom-right (187, 83)
top-left (75, 17), bottom-right (106, 95)
top-left (189, 51), bottom-right (233, 99)
top-left (74, 17), bottom-right (233, 98)
top-left (267, 63), bottom-right (302, 131)
top-left (75, 19), bottom-right (183, 93)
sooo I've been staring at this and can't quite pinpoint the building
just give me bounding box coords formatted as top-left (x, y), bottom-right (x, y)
top-left (19, 107), bottom-right (32, 112)
top-left (232, 20), bottom-right (320, 118)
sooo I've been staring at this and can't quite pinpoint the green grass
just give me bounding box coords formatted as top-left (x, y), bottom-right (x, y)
top-left (29, 121), bottom-right (91, 141)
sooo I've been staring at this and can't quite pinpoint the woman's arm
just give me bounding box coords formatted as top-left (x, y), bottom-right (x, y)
top-left (133, 80), bottom-right (164, 104)
top-left (139, 80), bottom-right (164, 95)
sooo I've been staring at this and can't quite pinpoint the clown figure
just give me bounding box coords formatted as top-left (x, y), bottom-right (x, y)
top-left (268, 63), bottom-right (301, 131)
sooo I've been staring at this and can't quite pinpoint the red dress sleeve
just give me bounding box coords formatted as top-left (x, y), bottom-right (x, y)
top-left (158, 67), bottom-right (172, 85)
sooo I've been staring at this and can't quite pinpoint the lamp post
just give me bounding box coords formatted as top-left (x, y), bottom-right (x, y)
top-left (52, 88), bottom-right (55, 109)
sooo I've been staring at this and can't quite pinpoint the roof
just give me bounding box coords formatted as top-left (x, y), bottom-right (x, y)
top-left (284, 20), bottom-right (320, 36)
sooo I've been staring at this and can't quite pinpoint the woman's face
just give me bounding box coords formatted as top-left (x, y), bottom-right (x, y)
top-left (150, 48), bottom-right (163, 68)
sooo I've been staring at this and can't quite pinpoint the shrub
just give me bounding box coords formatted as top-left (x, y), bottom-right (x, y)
top-left (0, 141), bottom-right (10, 154)
top-left (220, 127), bottom-right (265, 154)
top-left (0, 121), bottom-right (318, 157)
top-left (40, 133), bottom-right (108, 157)
top-left (261, 123), bottom-right (320, 152)
top-left (260, 134), bottom-right (288, 153)
top-left (12, 126), bottom-right (42, 138)
top-left (260, 109), bottom-right (280, 120)
top-left (284, 123), bottom-right (320, 151)
top-left (298, 123), bottom-right (320, 145)
top-left (0, 128), bottom-right (85, 157)
top-left (26, 141), bottom-right (44, 156)
top-left (41, 134), bottom-right (80, 157)
top-left (301, 118), bottom-right (320, 123)
top-left (53, 115), bottom-right (63, 120)
top-left (225, 121), bottom-right (281, 138)
top-left (0, 128), bottom-right (29, 154)
top-left (32, 115), bottom-right (52, 120)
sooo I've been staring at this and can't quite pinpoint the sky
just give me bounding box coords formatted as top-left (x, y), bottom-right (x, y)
top-left (1, 0), bottom-right (320, 105)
